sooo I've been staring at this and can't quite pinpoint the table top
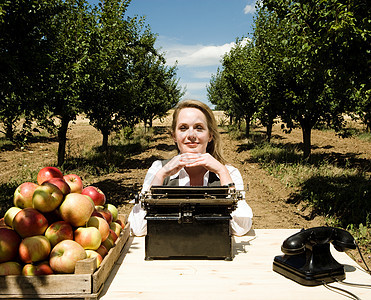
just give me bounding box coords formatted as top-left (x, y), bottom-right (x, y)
top-left (99, 229), bottom-right (371, 299)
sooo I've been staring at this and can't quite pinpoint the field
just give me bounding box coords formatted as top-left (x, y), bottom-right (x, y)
top-left (0, 112), bottom-right (370, 268)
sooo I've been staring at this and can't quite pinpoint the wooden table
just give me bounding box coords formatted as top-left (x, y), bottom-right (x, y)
top-left (99, 229), bottom-right (371, 299)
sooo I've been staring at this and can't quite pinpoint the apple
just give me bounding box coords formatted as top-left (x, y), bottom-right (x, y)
top-left (13, 182), bottom-right (38, 208)
top-left (63, 174), bottom-right (83, 193)
top-left (59, 193), bottom-right (94, 227)
top-left (19, 235), bottom-right (51, 263)
top-left (87, 216), bottom-right (110, 242)
top-left (95, 206), bottom-right (112, 224)
top-left (101, 229), bottom-right (118, 251)
top-left (104, 203), bottom-right (118, 222)
top-left (115, 219), bottom-right (125, 229)
top-left (109, 221), bottom-right (122, 237)
top-left (85, 250), bottom-right (103, 267)
top-left (0, 261), bottom-right (22, 275)
top-left (82, 186), bottom-right (106, 206)
top-left (0, 228), bottom-right (22, 263)
top-left (37, 166), bottom-right (64, 185)
top-left (13, 207), bottom-right (48, 238)
top-left (96, 244), bottom-right (108, 258)
top-left (32, 182), bottom-right (64, 213)
top-left (3, 206), bottom-right (22, 228)
top-left (91, 210), bottom-right (106, 220)
top-left (45, 221), bottom-right (74, 248)
top-left (74, 227), bottom-right (102, 250)
top-left (49, 240), bottom-right (87, 274)
top-left (22, 261), bottom-right (54, 275)
top-left (44, 177), bottom-right (71, 195)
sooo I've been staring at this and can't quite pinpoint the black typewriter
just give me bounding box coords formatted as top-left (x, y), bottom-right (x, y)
top-left (139, 185), bottom-right (240, 260)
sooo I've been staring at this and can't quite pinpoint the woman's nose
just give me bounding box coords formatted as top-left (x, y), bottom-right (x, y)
top-left (187, 128), bottom-right (196, 141)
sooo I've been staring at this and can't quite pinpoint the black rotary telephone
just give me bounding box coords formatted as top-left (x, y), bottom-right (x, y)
top-left (273, 226), bottom-right (357, 286)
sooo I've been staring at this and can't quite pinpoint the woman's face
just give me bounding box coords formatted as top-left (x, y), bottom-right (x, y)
top-left (173, 107), bottom-right (212, 154)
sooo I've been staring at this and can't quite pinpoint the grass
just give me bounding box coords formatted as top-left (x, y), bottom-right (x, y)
top-left (232, 126), bottom-right (371, 253)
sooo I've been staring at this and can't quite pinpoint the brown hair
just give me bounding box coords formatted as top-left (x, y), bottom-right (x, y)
top-left (171, 99), bottom-right (226, 164)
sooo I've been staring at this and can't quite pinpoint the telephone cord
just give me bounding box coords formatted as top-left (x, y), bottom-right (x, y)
top-left (322, 281), bottom-right (361, 300)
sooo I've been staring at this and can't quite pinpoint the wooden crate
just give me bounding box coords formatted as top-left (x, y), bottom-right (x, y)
top-left (0, 215), bottom-right (130, 300)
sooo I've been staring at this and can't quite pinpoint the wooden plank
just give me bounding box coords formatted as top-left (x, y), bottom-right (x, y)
top-left (92, 221), bottom-right (130, 293)
top-left (0, 274), bottom-right (91, 295)
top-left (100, 229), bottom-right (371, 300)
top-left (75, 257), bottom-right (97, 275)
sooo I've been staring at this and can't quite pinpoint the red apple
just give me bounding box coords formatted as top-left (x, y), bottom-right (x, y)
top-left (0, 261), bottom-right (22, 275)
top-left (91, 210), bottom-right (106, 220)
top-left (37, 166), bottom-right (63, 185)
top-left (96, 244), bottom-right (108, 258)
top-left (32, 182), bottom-right (64, 213)
top-left (63, 174), bottom-right (83, 193)
top-left (115, 219), bottom-right (125, 229)
top-left (44, 177), bottom-right (71, 195)
top-left (49, 240), bottom-right (87, 273)
top-left (13, 207), bottom-right (48, 238)
top-left (95, 206), bottom-right (112, 224)
top-left (45, 221), bottom-right (74, 248)
top-left (0, 228), bottom-right (21, 263)
top-left (85, 250), bottom-right (103, 267)
top-left (87, 216), bottom-right (110, 242)
top-left (13, 182), bottom-right (38, 208)
top-left (109, 221), bottom-right (122, 237)
top-left (19, 235), bottom-right (51, 263)
top-left (59, 193), bottom-right (95, 227)
top-left (22, 261), bottom-right (54, 275)
top-left (104, 203), bottom-right (118, 222)
top-left (74, 227), bottom-right (102, 250)
top-left (82, 186), bottom-right (106, 206)
top-left (101, 229), bottom-right (118, 251)
top-left (3, 206), bottom-right (22, 228)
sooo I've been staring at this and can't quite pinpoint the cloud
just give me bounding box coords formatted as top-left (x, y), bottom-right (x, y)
top-left (162, 39), bottom-right (250, 67)
top-left (244, 1), bottom-right (257, 14)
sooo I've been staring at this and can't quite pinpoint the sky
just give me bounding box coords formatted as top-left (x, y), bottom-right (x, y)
top-left (87, 0), bottom-right (258, 107)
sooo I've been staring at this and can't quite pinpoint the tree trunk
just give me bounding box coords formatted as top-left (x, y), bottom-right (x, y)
top-left (266, 118), bottom-right (273, 143)
top-left (5, 120), bottom-right (14, 141)
top-left (245, 116), bottom-right (250, 137)
top-left (302, 125), bottom-right (312, 159)
top-left (57, 117), bottom-right (70, 167)
top-left (102, 129), bottom-right (109, 151)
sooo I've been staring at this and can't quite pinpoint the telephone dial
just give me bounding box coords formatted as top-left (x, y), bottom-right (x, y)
top-left (273, 226), bottom-right (357, 286)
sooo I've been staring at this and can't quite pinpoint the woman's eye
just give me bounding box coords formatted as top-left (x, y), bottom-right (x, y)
top-left (179, 125), bottom-right (187, 131)
top-left (196, 125), bottom-right (204, 130)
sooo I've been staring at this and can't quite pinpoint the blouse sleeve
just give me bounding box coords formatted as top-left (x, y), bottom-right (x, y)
top-left (128, 160), bottom-right (162, 236)
top-left (226, 165), bottom-right (253, 236)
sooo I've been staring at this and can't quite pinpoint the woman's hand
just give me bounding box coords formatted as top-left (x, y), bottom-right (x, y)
top-left (181, 153), bottom-right (233, 185)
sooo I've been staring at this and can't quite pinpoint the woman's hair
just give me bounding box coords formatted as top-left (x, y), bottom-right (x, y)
top-left (171, 99), bottom-right (226, 164)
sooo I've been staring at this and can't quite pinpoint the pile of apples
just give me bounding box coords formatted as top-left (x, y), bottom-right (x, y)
top-left (0, 167), bottom-right (125, 276)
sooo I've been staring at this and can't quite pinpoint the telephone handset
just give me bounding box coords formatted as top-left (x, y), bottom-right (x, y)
top-left (273, 226), bottom-right (357, 286)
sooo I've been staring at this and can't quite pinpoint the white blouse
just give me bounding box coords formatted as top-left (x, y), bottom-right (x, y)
top-left (128, 159), bottom-right (253, 236)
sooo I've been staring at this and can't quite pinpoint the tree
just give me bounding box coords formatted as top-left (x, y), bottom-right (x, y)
top-left (252, 9), bottom-right (287, 142)
top-left (83, 0), bottom-right (139, 150)
top-left (0, 0), bottom-right (60, 141)
top-left (41, 0), bottom-right (94, 166)
top-left (221, 40), bottom-right (259, 137)
top-left (130, 44), bottom-right (183, 130)
top-left (262, 0), bottom-right (370, 157)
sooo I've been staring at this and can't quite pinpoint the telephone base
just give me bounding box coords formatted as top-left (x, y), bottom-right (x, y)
top-left (273, 244), bottom-right (346, 286)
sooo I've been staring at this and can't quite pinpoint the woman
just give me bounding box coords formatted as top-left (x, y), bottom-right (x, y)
top-left (128, 99), bottom-right (253, 236)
